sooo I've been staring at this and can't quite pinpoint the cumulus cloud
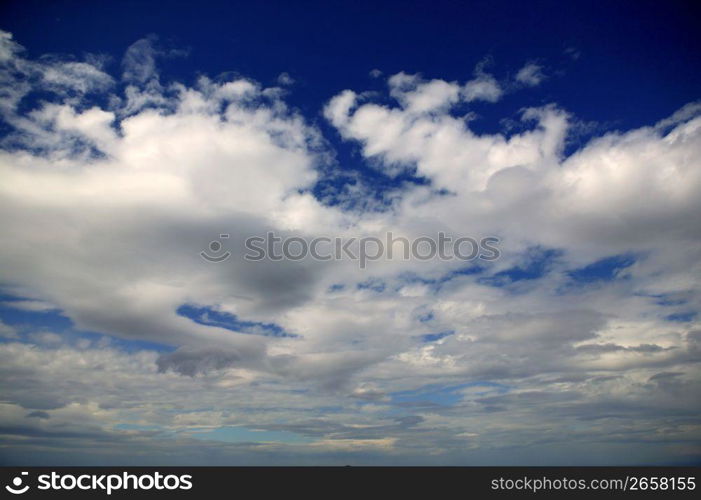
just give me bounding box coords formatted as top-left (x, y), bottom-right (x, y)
top-left (388, 72), bottom-right (462, 113)
top-left (0, 31), bottom-right (699, 465)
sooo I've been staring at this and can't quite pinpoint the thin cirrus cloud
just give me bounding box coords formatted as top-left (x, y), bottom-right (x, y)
top-left (0, 30), bottom-right (699, 465)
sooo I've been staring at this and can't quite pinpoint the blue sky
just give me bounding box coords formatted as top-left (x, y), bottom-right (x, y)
top-left (0, 0), bottom-right (699, 465)
top-left (2, 0), bottom-right (698, 125)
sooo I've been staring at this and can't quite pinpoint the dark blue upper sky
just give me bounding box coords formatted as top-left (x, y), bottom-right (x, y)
top-left (1, 0), bottom-right (699, 131)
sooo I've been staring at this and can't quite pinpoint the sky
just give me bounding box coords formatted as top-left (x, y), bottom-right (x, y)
top-left (0, 0), bottom-right (700, 465)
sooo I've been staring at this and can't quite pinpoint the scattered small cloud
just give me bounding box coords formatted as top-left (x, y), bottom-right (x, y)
top-left (515, 62), bottom-right (546, 87)
top-left (277, 72), bottom-right (294, 86)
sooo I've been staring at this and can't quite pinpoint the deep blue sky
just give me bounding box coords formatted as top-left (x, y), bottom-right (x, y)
top-left (1, 0), bottom-right (699, 131)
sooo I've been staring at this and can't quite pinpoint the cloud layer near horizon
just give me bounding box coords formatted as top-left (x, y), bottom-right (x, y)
top-left (0, 31), bottom-right (699, 465)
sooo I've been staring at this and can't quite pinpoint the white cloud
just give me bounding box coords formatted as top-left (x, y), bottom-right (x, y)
top-left (0, 299), bottom-right (58, 312)
top-left (277, 72), bottom-right (294, 86)
top-left (515, 62), bottom-right (546, 87)
top-left (463, 72), bottom-right (502, 102)
top-left (388, 72), bottom-right (462, 113)
top-left (121, 36), bottom-right (160, 84)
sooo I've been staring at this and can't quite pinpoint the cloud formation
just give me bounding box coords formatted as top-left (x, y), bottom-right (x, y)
top-left (0, 31), bottom-right (699, 465)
